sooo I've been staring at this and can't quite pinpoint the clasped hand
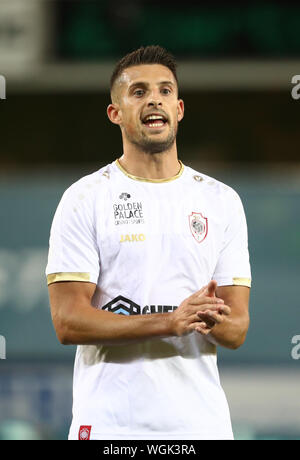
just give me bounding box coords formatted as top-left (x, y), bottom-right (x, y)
top-left (171, 280), bottom-right (231, 336)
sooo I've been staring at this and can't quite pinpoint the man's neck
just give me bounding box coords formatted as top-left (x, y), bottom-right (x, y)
top-left (118, 147), bottom-right (181, 181)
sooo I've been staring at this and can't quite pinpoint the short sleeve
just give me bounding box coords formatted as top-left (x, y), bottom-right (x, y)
top-left (213, 189), bottom-right (251, 288)
top-left (45, 184), bottom-right (100, 285)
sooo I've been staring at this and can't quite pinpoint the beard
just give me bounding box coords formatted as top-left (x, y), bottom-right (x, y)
top-left (123, 123), bottom-right (178, 154)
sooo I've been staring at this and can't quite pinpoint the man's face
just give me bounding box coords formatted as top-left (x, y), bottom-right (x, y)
top-left (108, 64), bottom-right (184, 154)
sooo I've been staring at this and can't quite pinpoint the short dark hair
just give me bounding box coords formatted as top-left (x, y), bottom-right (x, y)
top-left (110, 45), bottom-right (178, 93)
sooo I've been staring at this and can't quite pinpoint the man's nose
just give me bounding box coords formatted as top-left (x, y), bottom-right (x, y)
top-left (147, 91), bottom-right (162, 107)
top-left (147, 100), bottom-right (162, 108)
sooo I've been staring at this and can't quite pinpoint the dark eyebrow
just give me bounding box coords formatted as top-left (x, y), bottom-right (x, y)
top-left (128, 80), bottom-right (175, 92)
top-left (159, 81), bottom-right (175, 87)
top-left (128, 82), bottom-right (148, 92)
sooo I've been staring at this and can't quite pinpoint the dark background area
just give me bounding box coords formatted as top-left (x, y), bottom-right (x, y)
top-left (55, 1), bottom-right (300, 60)
top-left (1, 90), bottom-right (299, 167)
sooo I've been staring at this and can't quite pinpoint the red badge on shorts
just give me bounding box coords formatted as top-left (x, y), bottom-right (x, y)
top-left (78, 425), bottom-right (92, 440)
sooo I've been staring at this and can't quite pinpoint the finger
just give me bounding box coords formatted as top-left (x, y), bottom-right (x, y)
top-left (190, 313), bottom-right (213, 325)
top-left (198, 305), bottom-right (231, 319)
top-left (190, 281), bottom-right (217, 299)
top-left (189, 318), bottom-right (213, 330)
top-left (190, 295), bottom-right (224, 306)
top-left (197, 315), bottom-right (215, 328)
top-left (187, 304), bottom-right (224, 320)
top-left (195, 323), bottom-right (212, 335)
top-left (205, 280), bottom-right (218, 297)
top-left (199, 304), bottom-right (231, 316)
top-left (217, 304), bottom-right (231, 316)
top-left (197, 311), bottom-right (223, 326)
top-left (194, 303), bottom-right (226, 316)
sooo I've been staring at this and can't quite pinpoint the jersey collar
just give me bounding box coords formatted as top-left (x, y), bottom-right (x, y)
top-left (115, 159), bottom-right (184, 183)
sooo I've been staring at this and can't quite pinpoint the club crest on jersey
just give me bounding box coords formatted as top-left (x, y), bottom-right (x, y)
top-left (189, 212), bottom-right (208, 243)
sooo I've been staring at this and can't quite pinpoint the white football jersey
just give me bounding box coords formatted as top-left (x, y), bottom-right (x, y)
top-left (46, 159), bottom-right (251, 440)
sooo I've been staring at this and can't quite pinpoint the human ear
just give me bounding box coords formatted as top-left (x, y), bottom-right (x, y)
top-left (107, 104), bottom-right (122, 125)
top-left (177, 99), bottom-right (184, 122)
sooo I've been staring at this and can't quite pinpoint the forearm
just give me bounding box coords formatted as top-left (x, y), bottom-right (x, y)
top-left (54, 301), bottom-right (173, 346)
top-left (49, 281), bottom-right (230, 346)
top-left (207, 314), bottom-right (249, 350)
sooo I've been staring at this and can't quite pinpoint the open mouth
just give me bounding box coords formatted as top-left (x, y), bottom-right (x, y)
top-left (142, 113), bottom-right (168, 129)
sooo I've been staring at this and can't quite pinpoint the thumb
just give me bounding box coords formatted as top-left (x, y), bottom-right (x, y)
top-left (205, 280), bottom-right (218, 297)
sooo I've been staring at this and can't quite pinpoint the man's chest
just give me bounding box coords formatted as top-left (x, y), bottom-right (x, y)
top-left (95, 185), bottom-right (226, 270)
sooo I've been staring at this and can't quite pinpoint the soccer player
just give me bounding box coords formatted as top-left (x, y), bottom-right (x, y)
top-left (46, 45), bottom-right (251, 440)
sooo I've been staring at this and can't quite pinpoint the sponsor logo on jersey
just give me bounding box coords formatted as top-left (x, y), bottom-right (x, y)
top-left (102, 296), bottom-right (140, 316)
top-left (102, 296), bottom-right (177, 315)
top-left (119, 192), bottom-right (131, 201)
top-left (189, 212), bottom-right (208, 243)
top-left (78, 425), bottom-right (92, 440)
top-left (113, 195), bottom-right (145, 225)
top-left (141, 305), bottom-right (177, 314)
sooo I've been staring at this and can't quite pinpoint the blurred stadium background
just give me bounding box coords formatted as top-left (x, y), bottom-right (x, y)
top-left (0, 0), bottom-right (300, 440)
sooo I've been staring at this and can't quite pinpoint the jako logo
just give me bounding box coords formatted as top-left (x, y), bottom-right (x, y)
top-left (0, 335), bottom-right (6, 359)
top-left (0, 76), bottom-right (6, 100)
top-left (120, 233), bottom-right (146, 243)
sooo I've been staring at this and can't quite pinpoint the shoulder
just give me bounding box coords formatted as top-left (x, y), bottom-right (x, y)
top-left (61, 162), bottom-right (115, 205)
top-left (52, 163), bottom-right (117, 223)
top-left (184, 164), bottom-right (240, 203)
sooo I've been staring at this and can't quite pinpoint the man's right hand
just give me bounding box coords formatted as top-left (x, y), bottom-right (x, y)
top-left (170, 281), bottom-right (231, 337)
